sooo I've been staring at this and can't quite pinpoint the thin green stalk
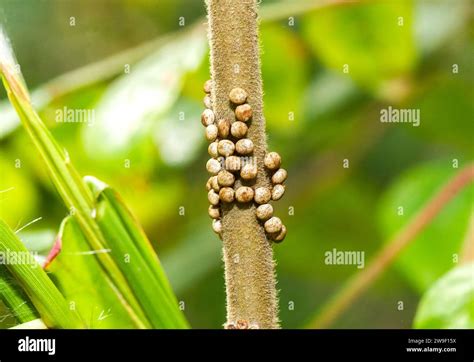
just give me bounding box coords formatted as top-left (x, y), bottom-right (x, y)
top-left (0, 219), bottom-right (83, 328)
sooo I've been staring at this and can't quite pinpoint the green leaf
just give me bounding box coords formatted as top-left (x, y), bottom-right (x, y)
top-left (1, 36), bottom-right (149, 328)
top-left (414, 1), bottom-right (469, 55)
top-left (48, 216), bottom-right (138, 328)
top-left (85, 176), bottom-right (189, 328)
top-left (414, 262), bottom-right (474, 329)
top-left (0, 153), bottom-right (39, 226)
top-left (162, 217), bottom-right (221, 295)
top-left (1, 32), bottom-right (189, 328)
top-left (378, 161), bottom-right (473, 293)
top-left (0, 219), bottom-right (83, 328)
top-left (301, 0), bottom-right (416, 90)
top-left (413, 78), bottom-right (474, 153)
top-left (153, 98), bottom-right (203, 166)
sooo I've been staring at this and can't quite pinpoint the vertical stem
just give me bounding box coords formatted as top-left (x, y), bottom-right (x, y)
top-left (206, 0), bottom-right (279, 328)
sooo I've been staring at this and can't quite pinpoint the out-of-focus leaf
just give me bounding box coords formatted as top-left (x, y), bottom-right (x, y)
top-left (119, 178), bottom-right (184, 233)
top-left (301, 0), bottom-right (416, 90)
top-left (0, 154), bottom-right (39, 226)
top-left (414, 0), bottom-right (470, 55)
top-left (414, 78), bottom-right (473, 153)
top-left (82, 27), bottom-right (207, 160)
top-left (0, 100), bottom-right (20, 136)
top-left (302, 71), bottom-right (359, 121)
top-left (414, 262), bottom-right (474, 329)
top-left (153, 98), bottom-right (203, 166)
top-left (261, 23), bottom-right (310, 132)
top-left (162, 217), bottom-right (221, 295)
top-left (378, 161), bottom-right (473, 293)
top-left (48, 216), bottom-right (137, 328)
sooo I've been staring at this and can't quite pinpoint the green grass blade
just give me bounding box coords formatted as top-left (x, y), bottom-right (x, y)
top-left (0, 267), bottom-right (38, 324)
top-left (1, 30), bottom-right (189, 329)
top-left (49, 216), bottom-right (146, 328)
top-left (86, 177), bottom-right (189, 328)
top-left (0, 219), bottom-right (83, 328)
top-left (0, 39), bottom-right (151, 328)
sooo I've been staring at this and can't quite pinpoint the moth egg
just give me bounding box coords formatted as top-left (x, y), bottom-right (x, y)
top-left (206, 177), bottom-right (212, 191)
top-left (235, 186), bottom-right (254, 203)
top-left (230, 121), bottom-right (248, 139)
top-left (219, 187), bottom-right (235, 203)
top-left (210, 175), bottom-right (220, 192)
top-left (272, 168), bottom-right (287, 184)
top-left (212, 219), bottom-right (222, 234)
top-left (205, 124), bottom-right (218, 142)
top-left (217, 139), bottom-right (235, 157)
top-left (201, 109), bottom-right (215, 126)
top-left (217, 118), bottom-right (231, 138)
top-left (264, 217), bottom-right (282, 234)
top-left (235, 139), bottom-right (254, 155)
top-left (240, 163), bottom-right (257, 180)
top-left (206, 158), bottom-right (221, 175)
top-left (272, 184), bottom-right (285, 201)
top-left (203, 95), bottom-right (212, 109)
top-left (208, 190), bottom-right (220, 206)
top-left (208, 205), bottom-right (220, 219)
top-left (256, 204), bottom-right (273, 221)
top-left (235, 104), bottom-right (253, 122)
top-left (254, 187), bottom-right (272, 204)
top-left (208, 141), bottom-right (219, 158)
top-left (264, 152), bottom-right (281, 170)
top-left (203, 79), bottom-right (212, 94)
top-left (217, 170), bottom-right (235, 187)
top-left (229, 87), bottom-right (248, 105)
top-left (272, 224), bottom-right (287, 243)
top-left (236, 319), bottom-right (249, 329)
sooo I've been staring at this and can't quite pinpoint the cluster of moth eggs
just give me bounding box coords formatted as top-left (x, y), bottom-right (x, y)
top-left (202, 80), bottom-right (287, 243)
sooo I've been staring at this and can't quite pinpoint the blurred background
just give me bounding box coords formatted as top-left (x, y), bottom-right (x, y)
top-left (0, 0), bottom-right (472, 328)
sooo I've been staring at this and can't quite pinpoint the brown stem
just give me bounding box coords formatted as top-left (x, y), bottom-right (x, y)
top-left (206, 0), bottom-right (279, 329)
top-left (308, 163), bottom-right (474, 329)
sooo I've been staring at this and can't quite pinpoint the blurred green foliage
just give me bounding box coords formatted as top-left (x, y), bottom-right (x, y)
top-left (0, 0), bottom-right (472, 328)
top-left (414, 263), bottom-right (474, 329)
top-left (378, 161), bottom-right (473, 293)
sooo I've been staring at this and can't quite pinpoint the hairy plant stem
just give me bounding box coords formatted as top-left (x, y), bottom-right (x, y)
top-left (308, 163), bottom-right (474, 328)
top-left (206, 0), bottom-right (279, 329)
